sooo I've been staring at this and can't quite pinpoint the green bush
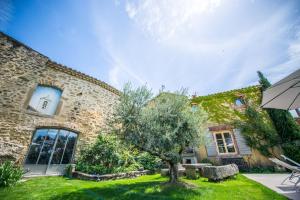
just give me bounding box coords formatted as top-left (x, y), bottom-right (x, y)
top-left (282, 142), bottom-right (300, 163)
top-left (258, 71), bottom-right (300, 163)
top-left (0, 161), bottom-right (23, 187)
top-left (76, 134), bottom-right (141, 175)
top-left (136, 152), bottom-right (162, 171)
top-left (234, 105), bottom-right (280, 157)
top-left (64, 164), bottom-right (74, 178)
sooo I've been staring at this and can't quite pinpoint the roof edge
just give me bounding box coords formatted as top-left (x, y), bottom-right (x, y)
top-left (0, 31), bottom-right (121, 96)
top-left (195, 85), bottom-right (261, 99)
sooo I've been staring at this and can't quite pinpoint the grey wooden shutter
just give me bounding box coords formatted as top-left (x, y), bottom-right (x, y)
top-left (206, 132), bottom-right (218, 157)
top-left (233, 128), bottom-right (252, 155)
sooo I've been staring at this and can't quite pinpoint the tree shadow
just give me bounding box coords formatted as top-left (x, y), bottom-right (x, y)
top-left (49, 180), bottom-right (203, 200)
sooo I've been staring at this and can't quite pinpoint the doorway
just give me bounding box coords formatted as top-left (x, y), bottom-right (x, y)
top-left (24, 128), bottom-right (77, 176)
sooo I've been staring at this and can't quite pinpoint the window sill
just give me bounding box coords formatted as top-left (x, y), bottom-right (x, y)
top-left (25, 110), bottom-right (55, 118)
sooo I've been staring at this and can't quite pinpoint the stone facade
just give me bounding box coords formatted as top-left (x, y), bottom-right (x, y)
top-left (0, 32), bottom-right (120, 164)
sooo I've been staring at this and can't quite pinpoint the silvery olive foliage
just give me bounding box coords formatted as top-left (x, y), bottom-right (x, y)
top-left (113, 83), bottom-right (208, 182)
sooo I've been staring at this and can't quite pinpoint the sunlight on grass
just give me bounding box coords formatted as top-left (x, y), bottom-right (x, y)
top-left (0, 174), bottom-right (287, 200)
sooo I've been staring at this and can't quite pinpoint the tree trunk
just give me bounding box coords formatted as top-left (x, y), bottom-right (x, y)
top-left (169, 162), bottom-right (179, 184)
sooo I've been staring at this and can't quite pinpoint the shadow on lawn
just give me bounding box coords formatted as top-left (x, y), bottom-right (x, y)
top-left (49, 180), bottom-right (203, 200)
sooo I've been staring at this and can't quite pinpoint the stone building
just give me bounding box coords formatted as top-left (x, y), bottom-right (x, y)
top-left (182, 86), bottom-right (282, 170)
top-left (0, 32), bottom-right (292, 175)
top-left (0, 32), bottom-right (120, 175)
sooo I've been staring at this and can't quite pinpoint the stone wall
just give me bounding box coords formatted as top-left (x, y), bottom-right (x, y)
top-left (72, 170), bottom-right (151, 181)
top-left (0, 32), bottom-right (120, 164)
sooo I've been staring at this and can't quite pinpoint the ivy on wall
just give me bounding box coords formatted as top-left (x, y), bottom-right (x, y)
top-left (191, 85), bottom-right (264, 124)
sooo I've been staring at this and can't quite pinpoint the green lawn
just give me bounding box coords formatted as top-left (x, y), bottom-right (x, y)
top-left (0, 174), bottom-right (286, 200)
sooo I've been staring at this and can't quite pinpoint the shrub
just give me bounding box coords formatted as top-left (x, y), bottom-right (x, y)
top-left (282, 142), bottom-right (300, 163)
top-left (64, 164), bottom-right (74, 178)
top-left (136, 152), bottom-right (162, 171)
top-left (76, 134), bottom-right (141, 175)
top-left (0, 161), bottom-right (23, 187)
top-left (234, 105), bottom-right (280, 157)
top-left (258, 71), bottom-right (300, 162)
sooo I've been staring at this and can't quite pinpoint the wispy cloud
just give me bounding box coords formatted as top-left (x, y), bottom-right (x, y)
top-left (106, 50), bottom-right (145, 89)
top-left (125, 0), bottom-right (222, 42)
top-left (0, 0), bottom-right (13, 30)
top-left (90, 1), bottom-right (145, 89)
top-left (88, 0), bottom-right (300, 95)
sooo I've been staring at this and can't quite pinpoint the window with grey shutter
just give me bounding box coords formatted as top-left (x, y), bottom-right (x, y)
top-left (233, 128), bottom-right (252, 155)
top-left (206, 132), bottom-right (218, 157)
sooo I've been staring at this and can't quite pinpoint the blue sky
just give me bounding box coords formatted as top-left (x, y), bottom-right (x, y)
top-left (1, 0), bottom-right (300, 95)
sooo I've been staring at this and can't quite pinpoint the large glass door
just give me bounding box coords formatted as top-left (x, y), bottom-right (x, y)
top-left (24, 128), bottom-right (77, 176)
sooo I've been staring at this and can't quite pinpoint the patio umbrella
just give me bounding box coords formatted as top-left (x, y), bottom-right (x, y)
top-left (261, 68), bottom-right (300, 110)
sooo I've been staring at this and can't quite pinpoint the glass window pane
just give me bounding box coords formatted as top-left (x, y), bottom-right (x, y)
top-left (51, 130), bottom-right (69, 164)
top-left (235, 98), bottom-right (244, 106)
top-left (25, 129), bottom-right (48, 164)
top-left (37, 129), bottom-right (58, 164)
top-left (215, 133), bottom-right (226, 153)
top-left (224, 132), bottom-right (236, 153)
top-left (218, 145), bottom-right (226, 153)
top-left (61, 132), bottom-right (77, 164)
top-left (216, 133), bottom-right (223, 140)
top-left (26, 129), bottom-right (78, 166)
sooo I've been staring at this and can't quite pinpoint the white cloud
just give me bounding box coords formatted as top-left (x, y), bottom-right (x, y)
top-left (107, 55), bottom-right (145, 89)
top-left (125, 0), bottom-right (222, 42)
top-left (90, 0), bottom-right (300, 95)
top-left (124, 0), bottom-right (300, 93)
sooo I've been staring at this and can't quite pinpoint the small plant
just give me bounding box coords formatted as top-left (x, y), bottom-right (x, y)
top-left (64, 164), bottom-right (74, 178)
top-left (0, 161), bottom-right (23, 187)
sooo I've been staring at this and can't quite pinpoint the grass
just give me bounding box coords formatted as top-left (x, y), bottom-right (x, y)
top-left (0, 174), bottom-right (286, 200)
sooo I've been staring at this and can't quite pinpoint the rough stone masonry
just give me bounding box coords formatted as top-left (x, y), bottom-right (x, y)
top-left (0, 32), bottom-right (120, 164)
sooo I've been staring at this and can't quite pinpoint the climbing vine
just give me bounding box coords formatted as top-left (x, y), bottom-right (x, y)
top-left (191, 85), bottom-right (281, 157)
top-left (191, 85), bottom-right (263, 124)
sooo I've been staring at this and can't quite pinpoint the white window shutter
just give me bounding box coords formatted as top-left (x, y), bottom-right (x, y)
top-left (233, 128), bottom-right (252, 155)
top-left (206, 132), bottom-right (218, 157)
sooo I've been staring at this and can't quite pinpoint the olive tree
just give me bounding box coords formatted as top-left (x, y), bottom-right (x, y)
top-left (113, 84), bottom-right (208, 184)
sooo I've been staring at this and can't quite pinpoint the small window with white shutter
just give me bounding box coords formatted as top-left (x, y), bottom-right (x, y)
top-left (213, 131), bottom-right (237, 155)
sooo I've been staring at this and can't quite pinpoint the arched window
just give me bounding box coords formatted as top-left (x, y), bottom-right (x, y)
top-left (28, 85), bottom-right (62, 115)
top-left (25, 128), bottom-right (78, 175)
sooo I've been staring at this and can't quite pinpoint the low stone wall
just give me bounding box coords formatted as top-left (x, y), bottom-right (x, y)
top-left (72, 170), bottom-right (151, 181)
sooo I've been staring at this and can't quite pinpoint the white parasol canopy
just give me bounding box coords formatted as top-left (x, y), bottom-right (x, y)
top-left (261, 68), bottom-right (300, 110)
